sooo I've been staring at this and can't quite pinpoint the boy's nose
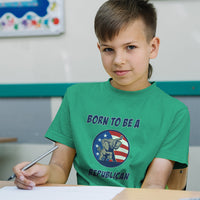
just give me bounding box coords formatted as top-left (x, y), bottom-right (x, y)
top-left (113, 51), bottom-right (126, 65)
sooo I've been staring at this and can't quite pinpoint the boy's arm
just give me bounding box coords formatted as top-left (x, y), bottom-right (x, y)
top-left (48, 142), bottom-right (76, 183)
top-left (141, 158), bottom-right (174, 189)
top-left (14, 142), bottom-right (75, 189)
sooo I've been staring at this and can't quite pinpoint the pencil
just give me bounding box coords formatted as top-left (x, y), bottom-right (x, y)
top-left (7, 145), bottom-right (58, 181)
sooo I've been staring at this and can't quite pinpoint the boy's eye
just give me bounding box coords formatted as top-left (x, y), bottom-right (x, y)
top-left (127, 45), bottom-right (136, 50)
top-left (103, 48), bottom-right (113, 52)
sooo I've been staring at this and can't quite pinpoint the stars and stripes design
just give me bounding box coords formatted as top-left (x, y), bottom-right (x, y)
top-left (93, 130), bottom-right (129, 167)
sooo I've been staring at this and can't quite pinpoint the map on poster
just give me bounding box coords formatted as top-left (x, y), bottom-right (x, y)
top-left (0, 0), bottom-right (64, 37)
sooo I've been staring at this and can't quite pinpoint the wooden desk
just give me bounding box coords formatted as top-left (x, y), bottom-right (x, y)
top-left (0, 137), bottom-right (17, 143)
top-left (1, 181), bottom-right (200, 200)
top-left (113, 188), bottom-right (200, 200)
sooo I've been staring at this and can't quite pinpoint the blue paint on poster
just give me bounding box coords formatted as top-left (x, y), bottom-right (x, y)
top-left (0, 0), bottom-right (49, 18)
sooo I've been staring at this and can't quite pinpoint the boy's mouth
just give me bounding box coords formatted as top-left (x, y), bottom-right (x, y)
top-left (114, 70), bottom-right (130, 76)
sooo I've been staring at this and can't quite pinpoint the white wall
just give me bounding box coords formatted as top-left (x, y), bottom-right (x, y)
top-left (188, 147), bottom-right (200, 191)
top-left (151, 0), bottom-right (200, 81)
top-left (0, 0), bottom-right (199, 83)
top-left (0, 0), bottom-right (107, 84)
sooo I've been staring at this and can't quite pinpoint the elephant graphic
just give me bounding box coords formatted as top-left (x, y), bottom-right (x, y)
top-left (97, 136), bottom-right (123, 162)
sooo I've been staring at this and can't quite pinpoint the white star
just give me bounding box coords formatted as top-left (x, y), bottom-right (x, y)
top-left (104, 134), bottom-right (107, 137)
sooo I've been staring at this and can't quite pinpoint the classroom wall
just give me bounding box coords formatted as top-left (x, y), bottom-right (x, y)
top-left (0, 0), bottom-right (107, 84)
top-left (0, 0), bottom-right (200, 191)
top-left (151, 0), bottom-right (200, 81)
top-left (0, 0), bottom-right (200, 83)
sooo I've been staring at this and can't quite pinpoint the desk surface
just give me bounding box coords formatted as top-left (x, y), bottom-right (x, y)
top-left (1, 181), bottom-right (200, 200)
top-left (0, 137), bottom-right (17, 143)
top-left (113, 188), bottom-right (200, 200)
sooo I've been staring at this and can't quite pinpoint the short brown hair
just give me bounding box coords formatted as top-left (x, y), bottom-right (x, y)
top-left (94, 0), bottom-right (157, 79)
top-left (94, 0), bottom-right (157, 42)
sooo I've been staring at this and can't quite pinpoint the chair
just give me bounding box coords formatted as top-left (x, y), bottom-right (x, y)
top-left (167, 167), bottom-right (188, 190)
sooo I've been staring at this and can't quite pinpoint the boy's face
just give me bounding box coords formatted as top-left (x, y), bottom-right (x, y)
top-left (97, 18), bottom-right (160, 91)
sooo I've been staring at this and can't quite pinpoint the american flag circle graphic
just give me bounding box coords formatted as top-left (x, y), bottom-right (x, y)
top-left (92, 130), bottom-right (129, 167)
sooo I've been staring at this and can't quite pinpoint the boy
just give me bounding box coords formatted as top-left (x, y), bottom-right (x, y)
top-left (13, 0), bottom-right (190, 190)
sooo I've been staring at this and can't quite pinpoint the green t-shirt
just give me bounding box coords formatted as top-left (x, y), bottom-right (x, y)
top-left (45, 80), bottom-right (190, 188)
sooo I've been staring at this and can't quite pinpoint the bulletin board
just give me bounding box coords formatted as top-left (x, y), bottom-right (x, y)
top-left (0, 0), bottom-right (64, 37)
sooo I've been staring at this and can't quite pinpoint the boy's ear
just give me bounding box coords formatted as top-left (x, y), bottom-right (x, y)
top-left (97, 42), bottom-right (101, 50)
top-left (149, 37), bottom-right (160, 59)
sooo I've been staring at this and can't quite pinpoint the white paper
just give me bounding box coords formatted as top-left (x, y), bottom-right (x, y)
top-left (0, 186), bottom-right (124, 200)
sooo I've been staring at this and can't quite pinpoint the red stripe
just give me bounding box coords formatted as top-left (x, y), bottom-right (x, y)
top-left (120, 144), bottom-right (129, 150)
top-left (109, 131), bottom-right (121, 137)
top-left (116, 159), bottom-right (124, 163)
top-left (114, 151), bottom-right (127, 157)
top-left (123, 137), bottom-right (128, 142)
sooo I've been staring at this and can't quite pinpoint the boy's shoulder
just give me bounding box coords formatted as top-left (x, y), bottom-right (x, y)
top-left (154, 83), bottom-right (188, 110)
top-left (65, 81), bottom-right (106, 95)
top-left (69, 81), bottom-right (105, 90)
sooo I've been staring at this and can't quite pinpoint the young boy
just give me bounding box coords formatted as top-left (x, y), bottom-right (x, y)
top-left (13, 0), bottom-right (190, 190)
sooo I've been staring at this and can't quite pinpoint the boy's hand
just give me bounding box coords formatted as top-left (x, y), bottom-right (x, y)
top-left (13, 162), bottom-right (49, 190)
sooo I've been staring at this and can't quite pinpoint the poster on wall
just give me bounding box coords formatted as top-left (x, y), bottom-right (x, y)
top-left (0, 0), bottom-right (64, 37)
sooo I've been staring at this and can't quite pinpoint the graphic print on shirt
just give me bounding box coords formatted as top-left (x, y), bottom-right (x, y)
top-left (93, 130), bottom-right (129, 167)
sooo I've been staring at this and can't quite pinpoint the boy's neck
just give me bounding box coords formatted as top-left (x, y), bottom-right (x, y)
top-left (110, 79), bottom-right (151, 91)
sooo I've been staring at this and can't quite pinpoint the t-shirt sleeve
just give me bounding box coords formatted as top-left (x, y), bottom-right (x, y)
top-left (45, 89), bottom-right (75, 149)
top-left (156, 107), bottom-right (190, 169)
